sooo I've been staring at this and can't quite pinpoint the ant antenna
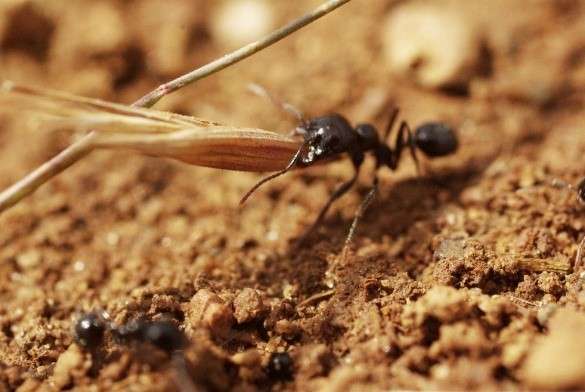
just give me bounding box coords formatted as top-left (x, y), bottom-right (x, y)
top-left (171, 353), bottom-right (202, 392)
top-left (247, 83), bottom-right (306, 126)
top-left (239, 141), bottom-right (307, 205)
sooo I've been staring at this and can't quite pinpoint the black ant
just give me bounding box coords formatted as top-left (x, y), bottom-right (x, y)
top-left (74, 311), bottom-right (198, 391)
top-left (241, 85), bottom-right (458, 248)
top-left (267, 351), bottom-right (294, 381)
top-left (74, 311), bottom-right (187, 353)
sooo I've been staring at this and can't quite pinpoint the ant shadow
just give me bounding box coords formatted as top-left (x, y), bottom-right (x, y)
top-left (301, 163), bottom-right (480, 243)
top-left (274, 157), bottom-right (494, 299)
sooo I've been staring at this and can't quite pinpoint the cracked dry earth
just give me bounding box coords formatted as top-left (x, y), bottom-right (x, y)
top-left (2, 0), bottom-right (585, 390)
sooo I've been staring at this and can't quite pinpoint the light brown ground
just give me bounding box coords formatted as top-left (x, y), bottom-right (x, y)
top-left (2, 1), bottom-right (585, 390)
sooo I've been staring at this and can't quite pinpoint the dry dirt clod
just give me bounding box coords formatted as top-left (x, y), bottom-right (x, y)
top-left (403, 286), bottom-right (476, 327)
top-left (233, 288), bottom-right (268, 324)
top-left (522, 308), bottom-right (585, 389)
top-left (382, 1), bottom-right (484, 89)
top-left (184, 289), bottom-right (234, 338)
top-left (48, 344), bottom-right (86, 390)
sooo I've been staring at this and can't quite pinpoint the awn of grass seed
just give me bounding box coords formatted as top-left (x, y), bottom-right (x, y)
top-left (0, 0), bottom-right (352, 214)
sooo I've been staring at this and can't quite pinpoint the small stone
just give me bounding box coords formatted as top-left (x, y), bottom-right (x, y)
top-left (50, 344), bottom-right (85, 389)
top-left (185, 289), bottom-right (233, 338)
top-left (211, 0), bottom-right (275, 48)
top-left (523, 308), bottom-right (585, 389)
top-left (536, 303), bottom-right (558, 327)
top-left (16, 250), bottom-right (41, 270)
top-left (382, 1), bottom-right (483, 89)
top-left (231, 349), bottom-right (262, 367)
top-left (233, 288), bottom-right (267, 324)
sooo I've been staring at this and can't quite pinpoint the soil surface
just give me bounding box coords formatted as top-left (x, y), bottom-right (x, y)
top-left (2, 1), bottom-right (585, 390)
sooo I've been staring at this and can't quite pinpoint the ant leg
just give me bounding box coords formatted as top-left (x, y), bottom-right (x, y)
top-left (391, 121), bottom-right (421, 175)
top-left (240, 141), bottom-right (306, 205)
top-left (341, 174), bottom-right (379, 258)
top-left (171, 353), bottom-right (201, 392)
top-left (382, 107), bottom-right (400, 141)
top-left (296, 159), bottom-right (363, 245)
top-left (247, 83), bottom-right (306, 125)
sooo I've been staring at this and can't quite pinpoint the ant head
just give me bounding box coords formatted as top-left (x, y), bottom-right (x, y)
top-left (300, 114), bottom-right (353, 164)
top-left (413, 122), bottom-right (458, 157)
top-left (74, 312), bottom-right (107, 349)
top-left (267, 352), bottom-right (294, 380)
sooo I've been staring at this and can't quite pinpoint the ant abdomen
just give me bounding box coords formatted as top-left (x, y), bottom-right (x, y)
top-left (413, 122), bottom-right (458, 157)
top-left (141, 321), bottom-right (187, 353)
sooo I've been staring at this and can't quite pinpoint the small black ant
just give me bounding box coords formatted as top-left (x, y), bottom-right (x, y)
top-left (74, 311), bottom-right (198, 391)
top-left (266, 351), bottom-right (294, 381)
top-left (242, 85), bottom-right (458, 247)
top-left (74, 311), bottom-right (187, 353)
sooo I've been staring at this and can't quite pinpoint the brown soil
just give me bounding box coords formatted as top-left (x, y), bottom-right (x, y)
top-left (2, 1), bottom-right (585, 391)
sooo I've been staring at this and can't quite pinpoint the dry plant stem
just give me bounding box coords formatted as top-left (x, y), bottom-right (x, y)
top-left (133, 0), bottom-right (352, 108)
top-left (0, 0), bottom-right (352, 215)
top-left (0, 132), bottom-right (97, 212)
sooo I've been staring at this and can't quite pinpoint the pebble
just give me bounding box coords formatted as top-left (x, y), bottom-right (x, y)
top-left (382, 1), bottom-right (483, 89)
top-left (211, 0), bottom-right (275, 48)
top-left (523, 308), bottom-right (585, 389)
top-left (185, 289), bottom-right (233, 338)
top-left (233, 288), bottom-right (267, 324)
top-left (50, 344), bottom-right (84, 390)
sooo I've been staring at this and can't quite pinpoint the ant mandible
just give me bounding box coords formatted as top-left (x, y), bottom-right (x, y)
top-left (241, 85), bottom-right (458, 248)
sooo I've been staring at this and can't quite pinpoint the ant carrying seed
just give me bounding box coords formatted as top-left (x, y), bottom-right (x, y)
top-left (242, 85), bottom-right (458, 248)
top-left (0, 81), bottom-right (457, 253)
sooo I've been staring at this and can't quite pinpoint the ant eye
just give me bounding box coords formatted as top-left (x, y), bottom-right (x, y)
top-left (414, 122), bottom-right (458, 157)
top-left (329, 135), bottom-right (340, 146)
